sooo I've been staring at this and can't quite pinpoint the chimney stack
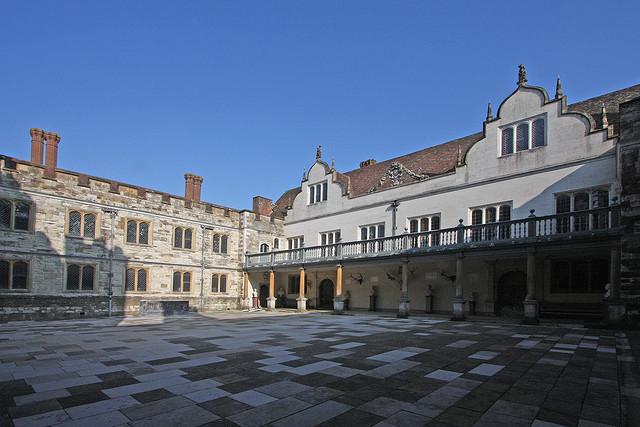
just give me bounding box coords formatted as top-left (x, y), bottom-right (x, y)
top-left (252, 196), bottom-right (273, 216)
top-left (44, 131), bottom-right (61, 179)
top-left (30, 128), bottom-right (45, 165)
top-left (193, 175), bottom-right (203, 202)
top-left (184, 173), bottom-right (195, 201)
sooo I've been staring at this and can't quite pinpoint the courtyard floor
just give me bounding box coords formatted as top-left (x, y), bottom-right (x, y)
top-left (0, 312), bottom-right (638, 427)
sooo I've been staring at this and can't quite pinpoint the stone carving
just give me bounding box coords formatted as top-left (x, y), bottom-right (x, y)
top-left (369, 162), bottom-right (428, 192)
top-left (518, 64), bottom-right (527, 86)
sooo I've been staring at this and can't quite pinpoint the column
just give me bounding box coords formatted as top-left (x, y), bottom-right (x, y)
top-left (267, 270), bottom-right (276, 310)
top-left (607, 245), bottom-right (625, 320)
top-left (242, 272), bottom-right (250, 308)
top-left (523, 248), bottom-right (539, 324)
top-left (333, 264), bottom-right (345, 313)
top-left (297, 267), bottom-right (307, 312)
top-left (451, 253), bottom-right (466, 320)
top-left (398, 260), bottom-right (411, 318)
top-left (485, 261), bottom-right (496, 315)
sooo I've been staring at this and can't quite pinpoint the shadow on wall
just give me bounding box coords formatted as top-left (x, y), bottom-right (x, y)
top-left (0, 164), bottom-right (132, 321)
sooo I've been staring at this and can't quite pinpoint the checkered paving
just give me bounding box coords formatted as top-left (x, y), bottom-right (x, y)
top-left (0, 312), bottom-right (637, 426)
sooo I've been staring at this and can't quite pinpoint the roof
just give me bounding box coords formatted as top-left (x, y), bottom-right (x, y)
top-left (274, 83), bottom-right (640, 207)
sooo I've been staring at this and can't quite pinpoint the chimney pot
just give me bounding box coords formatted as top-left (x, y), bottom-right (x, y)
top-left (44, 131), bottom-right (61, 179)
top-left (184, 173), bottom-right (195, 201)
top-left (192, 175), bottom-right (203, 202)
top-left (29, 128), bottom-right (45, 165)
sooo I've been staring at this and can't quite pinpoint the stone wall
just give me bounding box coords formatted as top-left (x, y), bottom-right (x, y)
top-left (619, 97), bottom-right (640, 317)
top-left (0, 156), bottom-right (283, 321)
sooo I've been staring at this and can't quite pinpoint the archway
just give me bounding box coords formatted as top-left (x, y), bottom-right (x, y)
top-left (318, 279), bottom-right (335, 309)
top-left (496, 271), bottom-right (526, 317)
top-left (259, 284), bottom-right (269, 308)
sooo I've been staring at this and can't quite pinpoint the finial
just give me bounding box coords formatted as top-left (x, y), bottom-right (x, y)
top-left (316, 145), bottom-right (322, 161)
top-left (331, 158), bottom-right (335, 171)
top-left (302, 167), bottom-right (307, 181)
top-left (555, 76), bottom-right (563, 99)
top-left (518, 64), bottom-right (527, 86)
top-left (456, 145), bottom-right (463, 166)
top-left (486, 102), bottom-right (493, 121)
top-left (601, 103), bottom-right (608, 129)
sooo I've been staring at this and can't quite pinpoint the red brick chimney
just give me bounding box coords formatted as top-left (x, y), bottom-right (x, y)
top-left (44, 131), bottom-right (61, 179)
top-left (184, 173), bottom-right (195, 201)
top-left (30, 128), bottom-right (45, 165)
top-left (192, 176), bottom-right (203, 202)
top-left (253, 196), bottom-right (273, 216)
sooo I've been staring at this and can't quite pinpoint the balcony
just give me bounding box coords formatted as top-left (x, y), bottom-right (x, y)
top-left (245, 207), bottom-right (622, 270)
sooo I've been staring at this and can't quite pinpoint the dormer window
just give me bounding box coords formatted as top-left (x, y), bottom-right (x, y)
top-left (500, 117), bottom-right (545, 156)
top-left (309, 182), bottom-right (328, 204)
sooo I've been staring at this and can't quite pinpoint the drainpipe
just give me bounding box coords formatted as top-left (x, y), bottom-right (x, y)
top-left (200, 225), bottom-right (214, 312)
top-left (102, 208), bottom-right (118, 316)
top-left (390, 200), bottom-right (400, 237)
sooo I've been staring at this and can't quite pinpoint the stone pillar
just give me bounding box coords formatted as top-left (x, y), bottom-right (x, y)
top-left (334, 264), bottom-right (344, 313)
top-left (485, 261), bottom-right (496, 315)
top-left (452, 253), bottom-right (466, 320)
top-left (607, 245), bottom-right (625, 320)
top-left (267, 270), bottom-right (276, 311)
top-left (30, 128), bottom-right (45, 165)
top-left (398, 261), bottom-right (410, 318)
top-left (297, 267), bottom-right (307, 312)
top-left (242, 272), bottom-right (251, 308)
top-left (523, 248), bottom-right (539, 324)
top-left (44, 131), bottom-right (61, 179)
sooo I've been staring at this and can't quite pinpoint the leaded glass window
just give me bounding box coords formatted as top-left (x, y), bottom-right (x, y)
top-left (14, 202), bottom-right (30, 231)
top-left (127, 220), bottom-right (137, 243)
top-left (83, 214), bottom-right (96, 238)
top-left (532, 119), bottom-right (545, 147)
top-left (174, 227), bottom-right (183, 248)
top-left (125, 268), bottom-right (136, 291)
top-left (221, 235), bottom-right (228, 253)
top-left (173, 271), bottom-right (181, 292)
top-left (212, 273), bottom-right (219, 292)
top-left (501, 128), bottom-right (514, 155)
top-left (137, 269), bottom-right (147, 291)
top-left (516, 123), bottom-right (530, 151)
top-left (220, 274), bottom-right (227, 292)
top-left (184, 228), bottom-right (192, 249)
top-left (81, 265), bottom-right (94, 290)
top-left (183, 272), bottom-right (191, 292)
top-left (0, 261), bottom-right (9, 289)
top-left (68, 211), bottom-right (82, 236)
top-left (138, 222), bottom-right (149, 244)
top-left (12, 262), bottom-right (27, 289)
top-left (0, 200), bottom-right (11, 228)
top-left (213, 234), bottom-right (220, 253)
top-left (67, 265), bottom-right (80, 290)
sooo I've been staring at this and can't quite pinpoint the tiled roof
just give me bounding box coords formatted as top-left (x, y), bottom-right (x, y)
top-left (273, 83), bottom-right (640, 210)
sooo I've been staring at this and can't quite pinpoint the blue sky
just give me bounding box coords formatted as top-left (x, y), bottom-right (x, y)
top-left (1, 1), bottom-right (638, 209)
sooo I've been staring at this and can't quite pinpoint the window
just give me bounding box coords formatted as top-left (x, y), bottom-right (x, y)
top-left (273, 238), bottom-right (279, 249)
top-left (500, 116), bottom-right (546, 156)
top-left (555, 189), bottom-right (610, 233)
top-left (125, 268), bottom-right (148, 292)
top-left (66, 264), bottom-right (95, 291)
top-left (320, 230), bottom-right (341, 246)
top-left (173, 227), bottom-right (193, 249)
top-left (551, 259), bottom-right (608, 294)
top-left (0, 260), bottom-right (29, 290)
top-left (211, 273), bottom-right (227, 293)
top-left (469, 203), bottom-right (511, 241)
top-left (172, 271), bottom-right (191, 292)
top-left (67, 211), bottom-right (97, 238)
top-left (308, 182), bottom-right (327, 204)
top-left (0, 199), bottom-right (31, 231)
top-left (407, 214), bottom-right (441, 247)
top-left (126, 220), bottom-right (150, 244)
top-left (359, 223), bottom-right (386, 252)
top-left (287, 236), bottom-right (304, 249)
top-left (259, 243), bottom-right (270, 253)
top-left (288, 274), bottom-right (300, 294)
top-left (213, 234), bottom-right (228, 254)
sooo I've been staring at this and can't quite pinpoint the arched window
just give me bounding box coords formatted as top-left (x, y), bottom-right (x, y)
top-left (471, 209), bottom-right (483, 225)
top-left (172, 271), bottom-right (181, 292)
top-left (81, 265), bottom-right (95, 290)
top-left (69, 211), bottom-right (82, 236)
top-left (127, 220), bottom-right (137, 243)
top-left (501, 128), bottom-right (514, 155)
top-left (183, 272), bottom-right (191, 292)
top-left (0, 200), bottom-right (10, 228)
top-left (498, 205), bottom-right (511, 239)
top-left (420, 217), bottom-right (429, 232)
top-left (126, 268), bottom-right (136, 292)
top-left (556, 195), bottom-right (571, 213)
top-left (516, 123), bottom-right (530, 151)
top-left (184, 228), bottom-right (193, 249)
top-left (532, 119), bottom-right (545, 147)
top-left (66, 264), bottom-right (81, 290)
top-left (138, 222), bottom-right (149, 244)
top-left (173, 271), bottom-right (191, 292)
top-left (83, 214), bottom-right (96, 238)
top-left (259, 243), bottom-right (270, 253)
top-left (0, 261), bottom-right (9, 289)
top-left (409, 219), bottom-right (419, 233)
top-left (174, 227), bottom-right (183, 248)
top-left (125, 268), bottom-right (148, 292)
top-left (273, 238), bottom-right (279, 249)
top-left (137, 269), bottom-right (147, 291)
top-left (213, 234), bottom-right (220, 253)
top-left (221, 235), bottom-right (228, 253)
top-left (485, 207), bottom-right (497, 223)
top-left (498, 205), bottom-right (511, 221)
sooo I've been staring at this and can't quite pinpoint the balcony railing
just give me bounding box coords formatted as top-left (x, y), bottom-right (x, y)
top-left (246, 207), bottom-right (621, 269)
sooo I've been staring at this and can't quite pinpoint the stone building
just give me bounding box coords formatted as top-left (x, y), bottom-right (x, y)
top-left (0, 132), bottom-right (283, 320)
top-left (246, 67), bottom-right (640, 323)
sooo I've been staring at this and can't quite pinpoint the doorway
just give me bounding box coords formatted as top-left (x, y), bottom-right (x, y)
top-left (318, 279), bottom-right (335, 309)
top-left (259, 284), bottom-right (269, 308)
top-left (496, 271), bottom-right (526, 317)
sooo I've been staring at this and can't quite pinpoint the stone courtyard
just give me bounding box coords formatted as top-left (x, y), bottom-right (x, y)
top-left (0, 312), bottom-right (638, 427)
